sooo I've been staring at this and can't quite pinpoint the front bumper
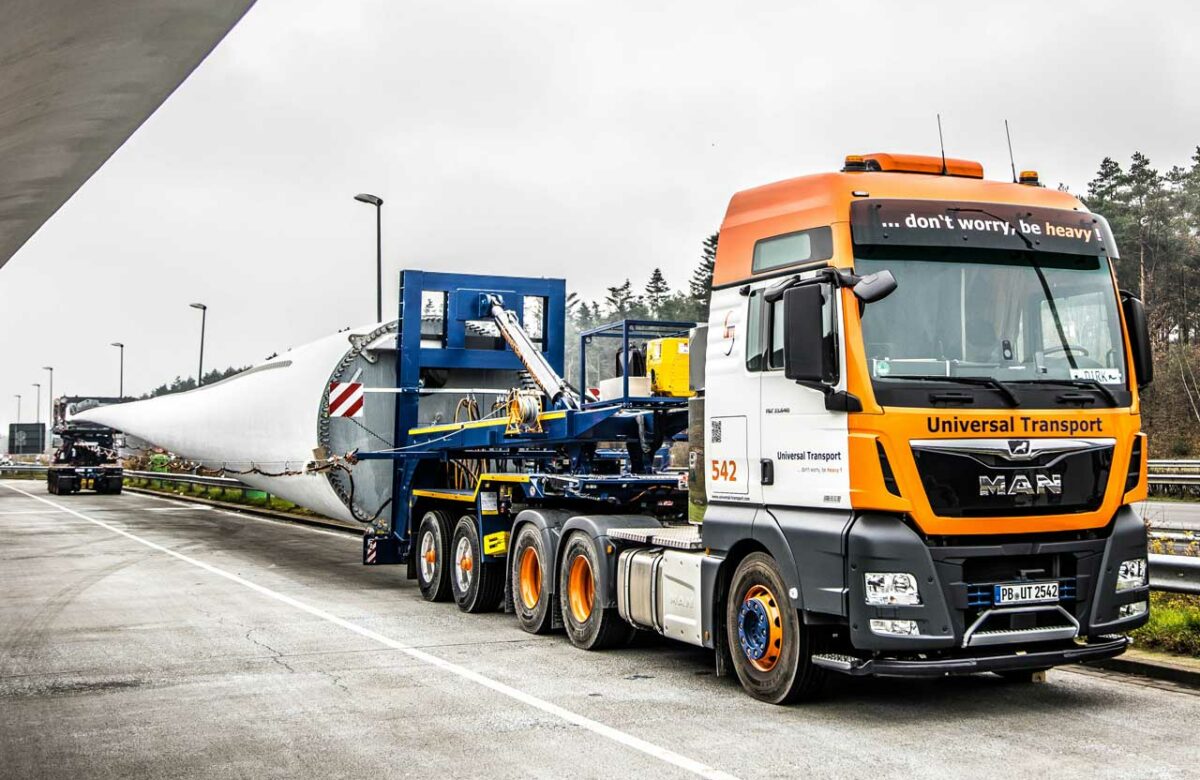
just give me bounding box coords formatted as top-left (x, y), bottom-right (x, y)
top-left (844, 506), bottom-right (1150, 653)
top-left (814, 635), bottom-right (1129, 677)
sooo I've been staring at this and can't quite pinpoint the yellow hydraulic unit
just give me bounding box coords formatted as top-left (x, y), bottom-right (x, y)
top-left (647, 337), bottom-right (693, 398)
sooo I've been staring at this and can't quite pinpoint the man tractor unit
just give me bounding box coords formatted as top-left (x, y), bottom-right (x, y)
top-left (346, 153), bottom-right (1157, 703)
top-left (47, 396), bottom-right (124, 495)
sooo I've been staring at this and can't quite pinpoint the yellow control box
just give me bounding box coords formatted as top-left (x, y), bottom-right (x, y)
top-left (647, 337), bottom-right (693, 397)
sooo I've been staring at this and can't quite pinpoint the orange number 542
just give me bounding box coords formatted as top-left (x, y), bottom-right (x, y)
top-left (711, 459), bottom-right (738, 481)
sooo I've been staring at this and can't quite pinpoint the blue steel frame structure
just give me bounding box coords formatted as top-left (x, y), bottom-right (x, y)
top-left (356, 270), bottom-right (692, 565)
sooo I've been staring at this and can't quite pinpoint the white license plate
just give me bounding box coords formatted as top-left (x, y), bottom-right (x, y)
top-left (994, 581), bottom-right (1059, 605)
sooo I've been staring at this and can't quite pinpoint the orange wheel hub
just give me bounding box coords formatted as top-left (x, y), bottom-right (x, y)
top-left (518, 546), bottom-right (541, 609)
top-left (738, 584), bottom-right (783, 672)
top-left (566, 553), bottom-right (595, 623)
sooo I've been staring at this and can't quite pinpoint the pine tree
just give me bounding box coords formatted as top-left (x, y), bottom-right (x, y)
top-left (605, 279), bottom-right (635, 317)
top-left (689, 232), bottom-right (719, 318)
top-left (644, 268), bottom-right (669, 315)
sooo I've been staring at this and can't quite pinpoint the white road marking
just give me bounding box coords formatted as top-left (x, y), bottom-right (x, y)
top-left (0, 506), bottom-right (210, 516)
top-left (0, 483), bottom-right (738, 780)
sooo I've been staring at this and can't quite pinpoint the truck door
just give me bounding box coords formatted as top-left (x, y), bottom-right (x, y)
top-left (754, 281), bottom-right (851, 510)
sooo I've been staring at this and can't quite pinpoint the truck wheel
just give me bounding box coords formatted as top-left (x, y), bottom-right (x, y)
top-left (559, 532), bottom-right (633, 650)
top-left (47, 476), bottom-right (56, 495)
top-left (511, 523), bottom-right (554, 634)
top-left (726, 552), bottom-right (825, 704)
top-left (450, 515), bottom-right (504, 613)
top-left (415, 510), bottom-right (454, 602)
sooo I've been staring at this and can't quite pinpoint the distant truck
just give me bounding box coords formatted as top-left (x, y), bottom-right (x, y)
top-left (47, 396), bottom-right (125, 495)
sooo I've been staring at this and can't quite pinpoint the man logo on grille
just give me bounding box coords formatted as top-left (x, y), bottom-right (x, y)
top-left (1008, 439), bottom-right (1031, 456)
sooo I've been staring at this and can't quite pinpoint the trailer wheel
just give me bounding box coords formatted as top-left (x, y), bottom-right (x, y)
top-left (511, 524), bottom-right (554, 634)
top-left (559, 532), bottom-right (633, 650)
top-left (450, 515), bottom-right (504, 613)
top-left (415, 510), bottom-right (454, 602)
top-left (726, 552), bottom-right (825, 704)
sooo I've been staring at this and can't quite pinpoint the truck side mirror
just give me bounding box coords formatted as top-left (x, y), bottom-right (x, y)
top-left (783, 284), bottom-right (838, 386)
top-left (1121, 291), bottom-right (1153, 387)
top-left (852, 269), bottom-right (897, 304)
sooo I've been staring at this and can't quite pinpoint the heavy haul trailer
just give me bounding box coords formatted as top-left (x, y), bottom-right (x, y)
top-left (47, 396), bottom-right (125, 495)
top-left (357, 153), bottom-right (1156, 703)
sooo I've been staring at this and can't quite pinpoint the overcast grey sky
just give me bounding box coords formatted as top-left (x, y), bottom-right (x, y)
top-left (2, 0), bottom-right (1198, 429)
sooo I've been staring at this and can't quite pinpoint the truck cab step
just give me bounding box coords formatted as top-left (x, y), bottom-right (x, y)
top-left (608, 524), bottom-right (703, 550)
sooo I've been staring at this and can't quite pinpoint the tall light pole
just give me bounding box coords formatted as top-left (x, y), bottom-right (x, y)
top-left (190, 303), bottom-right (207, 386)
top-left (13, 394), bottom-right (21, 423)
top-left (32, 383), bottom-right (41, 423)
top-left (111, 342), bottom-right (124, 398)
top-left (354, 193), bottom-right (384, 322)
top-left (42, 366), bottom-right (53, 451)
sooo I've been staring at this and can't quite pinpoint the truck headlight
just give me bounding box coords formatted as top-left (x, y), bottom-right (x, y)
top-left (1116, 558), bottom-right (1147, 592)
top-left (869, 619), bottom-right (919, 636)
top-left (1119, 601), bottom-right (1148, 618)
top-left (864, 572), bottom-right (921, 606)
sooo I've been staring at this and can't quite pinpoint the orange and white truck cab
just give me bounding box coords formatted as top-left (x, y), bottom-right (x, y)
top-left (694, 153), bottom-right (1152, 701)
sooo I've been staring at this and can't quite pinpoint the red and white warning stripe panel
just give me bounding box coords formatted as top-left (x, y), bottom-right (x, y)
top-left (328, 382), bottom-right (364, 418)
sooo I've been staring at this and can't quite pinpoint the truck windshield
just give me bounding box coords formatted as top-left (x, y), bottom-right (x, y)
top-left (854, 249), bottom-right (1128, 393)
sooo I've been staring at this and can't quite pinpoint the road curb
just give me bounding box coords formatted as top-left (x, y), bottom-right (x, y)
top-left (122, 485), bottom-right (362, 535)
top-left (1092, 650), bottom-right (1200, 689)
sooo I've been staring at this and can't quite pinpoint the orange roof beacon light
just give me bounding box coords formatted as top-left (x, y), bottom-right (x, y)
top-left (843, 155), bottom-right (869, 172)
top-left (1019, 170), bottom-right (1042, 186)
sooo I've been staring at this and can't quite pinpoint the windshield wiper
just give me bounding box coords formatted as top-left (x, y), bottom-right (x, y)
top-left (880, 375), bottom-right (1020, 407)
top-left (1012, 378), bottom-right (1119, 407)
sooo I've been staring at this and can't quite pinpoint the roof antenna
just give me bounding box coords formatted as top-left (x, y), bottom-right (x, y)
top-left (936, 114), bottom-right (947, 175)
top-left (1004, 119), bottom-right (1018, 183)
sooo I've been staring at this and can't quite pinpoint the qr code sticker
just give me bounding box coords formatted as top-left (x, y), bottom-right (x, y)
top-left (711, 419), bottom-right (722, 443)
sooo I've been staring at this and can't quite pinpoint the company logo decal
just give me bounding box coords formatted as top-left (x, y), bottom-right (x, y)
top-left (979, 473), bottom-right (1062, 496)
top-left (721, 311), bottom-right (737, 356)
top-left (1007, 440), bottom-right (1031, 456)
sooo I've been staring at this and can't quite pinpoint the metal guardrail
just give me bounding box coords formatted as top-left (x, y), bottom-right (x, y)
top-left (1148, 459), bottom-right (1200, 487)
top-left (0, 463), bottom-right (48, 474)
top-left (1149, 553), bottom-right (1200, 595)
top-left (123, 469), bottom-right (246, 488)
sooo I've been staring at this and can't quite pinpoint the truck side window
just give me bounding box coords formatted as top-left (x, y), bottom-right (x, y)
top-left (751, 226), bottom-right (834, 274)
top-left (746, 291), bottom-right (764, 371)
top-left (768, 298), bottom-right (785, 369)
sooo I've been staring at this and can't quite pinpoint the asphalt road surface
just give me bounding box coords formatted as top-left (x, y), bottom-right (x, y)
top-left (1141, 500), bottom-right (1200, 532)
top-left (3, 480), bottom-right (1198, 780)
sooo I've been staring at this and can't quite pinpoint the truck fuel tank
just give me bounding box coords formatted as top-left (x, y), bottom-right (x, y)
top-left (617, 547), bottom-right (705, 647)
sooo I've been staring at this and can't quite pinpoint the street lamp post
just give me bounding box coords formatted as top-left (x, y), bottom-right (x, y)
top-left (32, 383), bottom-right (41, 423)
top-left (13, 394), bottom-right (21, 423)
top-left (354, 193), bottom-right (384, 322)
top-left (190, 303), bottom-right (207, 386)
top-left (42, 366), bottom-right (53, 451)
top-left (111, 342), bottom-right (124, 398)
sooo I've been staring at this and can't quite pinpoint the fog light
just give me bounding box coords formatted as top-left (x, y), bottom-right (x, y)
top-left (870, 619), bottom-right (919, 636)
top-left (1116, 558), bottom-right (1147, 592)
top-left (865, 572), bottom-right (921, 605)
top-left (1119, 601), bottom-right (1148, 619)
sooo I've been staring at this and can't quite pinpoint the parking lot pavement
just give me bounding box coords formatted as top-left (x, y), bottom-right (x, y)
top-left (3, 479), bottom-right (1199, 780)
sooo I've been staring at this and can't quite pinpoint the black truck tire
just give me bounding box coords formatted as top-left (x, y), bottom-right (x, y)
top-left (415, 510), bottom-right (454, 602)
top-left (450, 515), bottom-right (504, 613)
top-left (558, 531), bottom-right (633, 650)
top-left (511, 523), bottom-right (554, 634)
top-left (726, 552), bottom-right (826, 704)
